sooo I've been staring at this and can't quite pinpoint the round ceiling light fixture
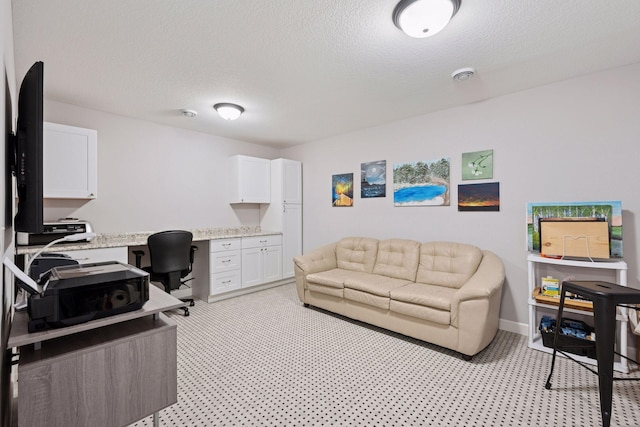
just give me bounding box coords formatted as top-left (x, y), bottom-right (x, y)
top-left (180, 109), bottom-right (198, 118)
top-left (213, 103), bottom-right (244, 121)
top-left (452, 67), bottom-right (475, 81)
top-left (393, 0), bottom-right (461, 38)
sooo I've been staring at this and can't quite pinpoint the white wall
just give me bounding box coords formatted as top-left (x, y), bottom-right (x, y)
top-left (35, 62), bottom-right (640, 331)
top-left (282, 62), bottom-right (640, 329)
top-left (43, 101), bottom-right (281, 233)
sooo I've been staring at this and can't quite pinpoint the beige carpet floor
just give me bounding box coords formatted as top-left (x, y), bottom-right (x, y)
top-left (132, 283), bottom-right (640, 426)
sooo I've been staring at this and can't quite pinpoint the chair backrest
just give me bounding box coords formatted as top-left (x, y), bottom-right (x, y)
top-left (147, 230), bottom-right (193, 275)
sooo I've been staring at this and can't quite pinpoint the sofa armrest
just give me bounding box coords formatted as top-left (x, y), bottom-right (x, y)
top-left (294, 243), bottom-right (338, 302)
top-left (294, 243), bottom-right (338, 275)
top-left (450, 250), bottom-right (505, 328)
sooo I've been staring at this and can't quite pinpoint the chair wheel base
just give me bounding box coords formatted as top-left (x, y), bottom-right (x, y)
top-left (181, 307), bottom-right (190, 316)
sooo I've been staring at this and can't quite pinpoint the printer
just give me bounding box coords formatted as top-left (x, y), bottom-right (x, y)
top-left (24, 261), bottom-right (149, 333)
top-left (17, 219), bottom-right (94, 246)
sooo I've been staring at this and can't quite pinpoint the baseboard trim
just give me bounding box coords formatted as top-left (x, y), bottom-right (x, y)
top-left (499, 318), bottom-right (527, 336)
top-left (206, 278), bottom-right (295, 303)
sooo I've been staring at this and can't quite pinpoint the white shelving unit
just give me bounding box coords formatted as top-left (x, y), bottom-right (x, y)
top-left (527, 253), bottom-right (629, 373)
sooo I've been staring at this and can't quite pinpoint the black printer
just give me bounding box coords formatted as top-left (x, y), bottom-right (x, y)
top-left (25, 261), bottom-right (149, 332)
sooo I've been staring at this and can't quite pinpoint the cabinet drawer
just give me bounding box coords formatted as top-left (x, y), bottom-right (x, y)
top-left (242, 235), bottom-right (282, 249)
top-left (210, 250), bottom-right (241, 273)
top-left (210, 238), bottom-right (241, 252)
top-left (55, 247), bottom-right (128, 264)
top-left (210, 271), bottom-right (242, 295)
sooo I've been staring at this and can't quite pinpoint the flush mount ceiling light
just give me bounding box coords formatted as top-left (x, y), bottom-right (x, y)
top-left (180, 109), bottom-right (198, 118)
top-left (213, 103), bottom-right (244, 121)
top-left (452, 67), bottom-right (475, 81)
top-left (393, 0), bottom-right (461, 38)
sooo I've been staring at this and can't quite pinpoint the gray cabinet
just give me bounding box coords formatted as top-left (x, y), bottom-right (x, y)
top-left (9, 286), bottom-right (183, 427)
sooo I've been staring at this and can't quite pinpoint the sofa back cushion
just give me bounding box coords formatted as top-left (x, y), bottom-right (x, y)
top-left (336, 237), bottom-right (379, 273)
top-left (372, 239), bottom-right (421, 281)
top-left (416, 242), bottom-right (483, 289)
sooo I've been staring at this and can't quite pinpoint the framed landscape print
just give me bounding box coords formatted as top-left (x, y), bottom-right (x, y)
top-left (393, 157), bottom-right (450, 206)
top-left (332, 173), bottom-right (354, 207)
top-left (361, 160), bottom-right (386, 198)
top-left (458, 182), bottom-right (500, 211)
top-left (526, 201), bottom-right (622, 257)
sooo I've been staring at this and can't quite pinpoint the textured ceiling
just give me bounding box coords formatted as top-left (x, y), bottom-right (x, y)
top-left (11, 0), bottom-right (640, 148)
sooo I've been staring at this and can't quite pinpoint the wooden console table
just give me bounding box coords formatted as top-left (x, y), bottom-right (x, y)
top-left (8, 285), bottom-right (185, 427)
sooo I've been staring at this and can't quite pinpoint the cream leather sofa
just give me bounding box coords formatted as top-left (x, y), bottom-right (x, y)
top-left (294, 237), bottom-right (505, 359)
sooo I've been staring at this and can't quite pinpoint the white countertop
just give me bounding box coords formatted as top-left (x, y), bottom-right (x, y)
top-left (16, 226), bottom-right (281, 254)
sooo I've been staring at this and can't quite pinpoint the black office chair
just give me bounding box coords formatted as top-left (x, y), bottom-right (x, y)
top-left (133, 230), bottom-right (197, 316)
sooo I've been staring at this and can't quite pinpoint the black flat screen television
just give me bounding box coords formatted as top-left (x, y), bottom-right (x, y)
top-left (13, 61), bottom-right (44, 233)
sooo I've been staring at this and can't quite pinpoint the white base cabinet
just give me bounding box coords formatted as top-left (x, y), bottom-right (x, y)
top-left (527, 254), bottom-right (629, 372)
top-left (241, 235), bottom-right (282, 287)
top-left (47, 246), bottom-right (128, 265)
top-left (209, 238), bottom-right (242, 295)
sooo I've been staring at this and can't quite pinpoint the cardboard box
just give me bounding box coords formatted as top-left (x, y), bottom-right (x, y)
top-left (540, 219), bottom-right (610, 259)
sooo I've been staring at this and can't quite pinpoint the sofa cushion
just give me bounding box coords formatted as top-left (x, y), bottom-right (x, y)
top-left (306, 268), bottom-right (372, 289)
top-left (308, 283), bottom-right (344, 298)
top-left (344, 289), bottom-right (390, 310)
top-left (390, 300), bottom-right (451, 325)
top-left (390, 282), bottom-right (457, 311)
top-left (372, 239), bottom-right (420, 281)
top-left (336, 237), bottom-right (379, 273)
top-left (416, 242), bottom-right (483, 289)
top-left (345, 274), bottom-right (412, 297)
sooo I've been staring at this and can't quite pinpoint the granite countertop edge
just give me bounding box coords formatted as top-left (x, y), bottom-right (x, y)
top-left (16, 226), bottom-right (281, 254)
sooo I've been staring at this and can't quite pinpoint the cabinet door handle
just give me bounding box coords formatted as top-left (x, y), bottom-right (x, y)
top-left (222, 280), bottom-right (231, 284)
top-left (222, 259), bottom-right (231, 263)
top-left (260, 240), bottom-right (267, 244)
top-left (222, 243), bottom-right (231, 248)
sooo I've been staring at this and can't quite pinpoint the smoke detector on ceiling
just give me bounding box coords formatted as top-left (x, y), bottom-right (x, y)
top-left (180, 109), bottom-right (198, 118)
top-left (452, 67), bottom-right (475, 81)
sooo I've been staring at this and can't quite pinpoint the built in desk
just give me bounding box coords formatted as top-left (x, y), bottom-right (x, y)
top-left (9, 285), bottom-right (185, 427)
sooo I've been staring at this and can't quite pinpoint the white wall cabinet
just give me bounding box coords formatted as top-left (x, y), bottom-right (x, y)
top-left (43, 122), bottom-right (98, 199)
top-left (229, 155), bottom-right (271, 203)
top-left (281, 159), bottom-right (302, 204)
top-left (527, 254), bottom-right (629, 372)
top-left (241, 235), bottom-right (282, 287)
top-left (260, 159), bottom-right (302, 279)
top-left (209, 238), bottom-right (242, 295)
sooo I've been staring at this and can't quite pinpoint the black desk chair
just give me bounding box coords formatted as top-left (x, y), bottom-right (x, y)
top-left (133, 230), bottom-right (197, 316)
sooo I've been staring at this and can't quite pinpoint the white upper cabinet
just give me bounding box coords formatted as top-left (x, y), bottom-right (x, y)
top-left (229, 155), bottom-right (271, 204)
top-left (43, 122), bottom-right (98, 199)
top-left (281, 159), bottom-right (302, 204)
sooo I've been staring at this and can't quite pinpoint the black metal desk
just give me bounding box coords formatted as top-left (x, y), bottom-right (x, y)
top-left (545, 280), bottom-right (640, 427)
